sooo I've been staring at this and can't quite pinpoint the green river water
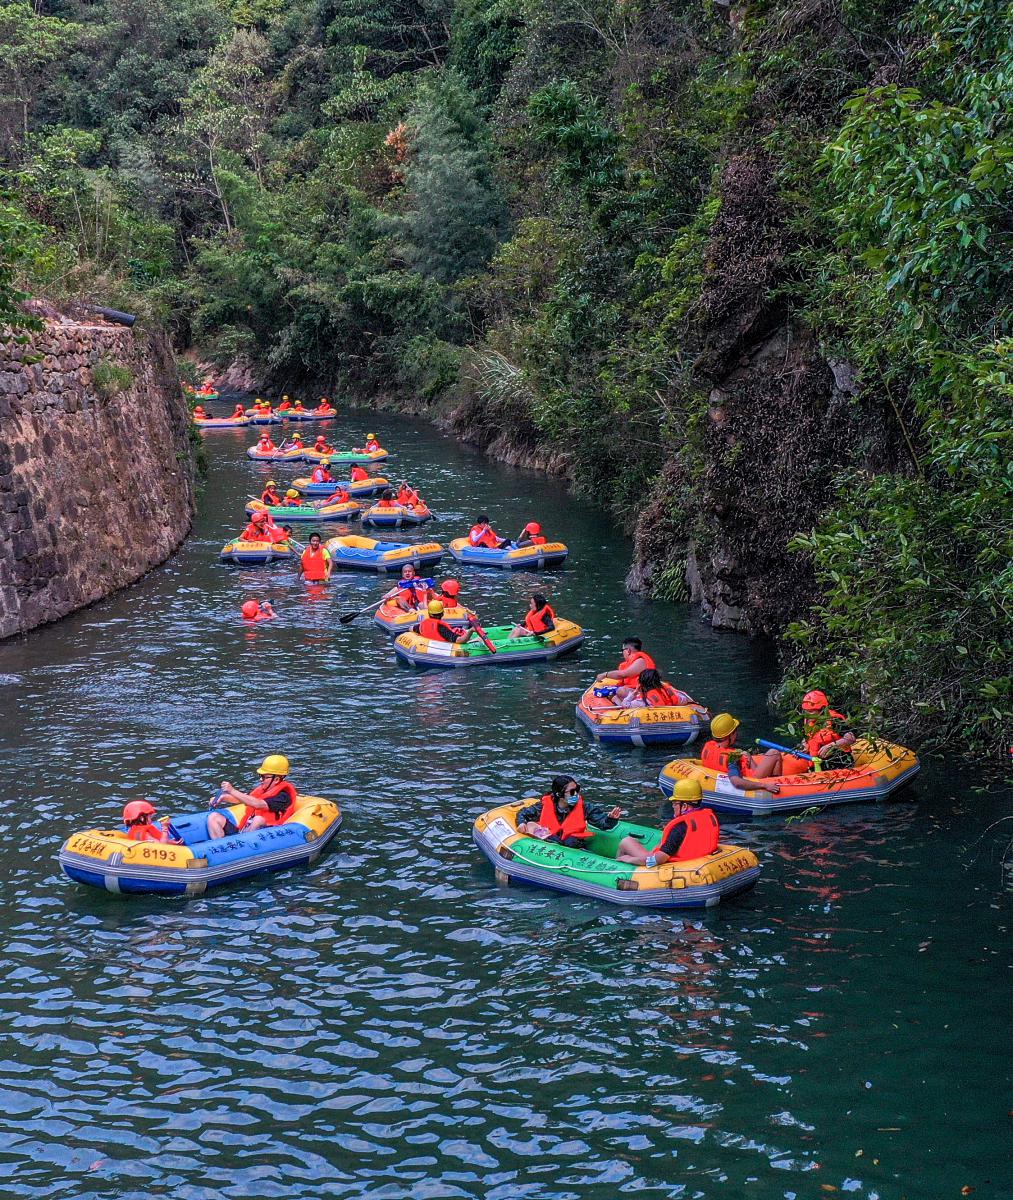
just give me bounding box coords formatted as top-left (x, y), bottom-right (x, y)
top-left (0, 409), bottom-right (1008, 1199)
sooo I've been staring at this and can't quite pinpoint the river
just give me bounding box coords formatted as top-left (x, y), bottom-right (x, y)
top-left (0, 409), bottom-right (1008, 1199)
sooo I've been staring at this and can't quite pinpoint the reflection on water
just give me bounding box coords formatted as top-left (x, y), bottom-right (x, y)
top-left (0, 409), bottom-right (1008, 1199)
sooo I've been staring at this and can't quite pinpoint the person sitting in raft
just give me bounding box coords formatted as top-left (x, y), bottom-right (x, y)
top-left (418, 599), bottom-right (475, 644)
top-left (595, 636), bottom-right (657, 683)
top-left (193, 404), bottom-right (208, 419)
top-left (516, 776), bottom-right (622, 848)
top-left (300, 533), bottom-right (332, 582)
top-left (702, 713), bottom-right (782, 794)
top-left (281, 433), bottom-right (304, 452)
top-left (324, 483), bottom-right (351, 505)
top-left (615, 778), bottom-right (719, 866)
top-left (310, 460), bottom-right (333, 485)
top-left (514, 521), bottom-right (547, 547)
top-left (509, 592), bottom-right (556, 639)
top-left (232, 403), bottom-right (246, 419)
top-left (384, 564), bottom-right (433, 612)
top-left (349, 463), bottom-right (370, 483)
top-left (357, 432), bottom-right (382, 454)
top-left (280, 488), bottom-right (302, 507)
top-left (468, 514), bottom-right (510, 550)
top-left (376, 488), bottom-right (398, 509)
top-left (123, 799), bottom-right (177, 843)
top-left (316, 397), bottom-right (335, 413)
top-left (240, 511), bottom-right (273, 542)
top-left (783, 690), bottom-right (857, 773)
top-left (256, 433), bottom-right (276, 453)
top-left (436, 577), bottom-right (463, 606)
top-left (396, 481), bottom-right (421, 507)
top-left (292, 398), bottom-right (307, 413)
top-left (207, 755), bottom-right (299, 839)
top-left (277, 395), bottom-right (292, 412)
top-left (261, 480), bottom-right (282, 505)
top-left (313, 435), bottom-right (335, 454)
top-left (614, 669), bottom-right (691, 708)
top-left (241, 599), bottom-right (276, 621)
top-left (263, 513), bottom-right (293, 544)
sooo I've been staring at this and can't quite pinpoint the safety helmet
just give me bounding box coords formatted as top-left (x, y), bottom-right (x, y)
top-left (439, 579), bottom-right (461, 597)
top-left (253, 510), bottom-right (269, 522)
top-left (282, 394), bottom-right (289, 401)
top-left (241, 600), bottom-right (259, 619)
top-left (292, 433), bottom-right (303, 441)
top-left (802, 689), bottom-right (829, 713)
top-left (523, 522), bottom-right (542, 535)
top-left (673, 778), bottom-right (703, 805)
top-left (367, 432), bottom-right (376, 440)
top-left (123, 799), bottom-right (156, 824)
top-left (321, 459), bottom-right (330, 466)
top-left (265, 479), bottom-right (277, 487)
top-left (427, 599), bottom-right (445, 617)
top-left (257, 754), bottom-right (290, 777)
top-left (286, 489), bottom-right (299, 498)
top-left (710, 713), bottom-right (740, 739)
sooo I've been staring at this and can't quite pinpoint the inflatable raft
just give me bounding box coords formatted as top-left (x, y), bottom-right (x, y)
top-left (59, 797), bottom-right (341, 896)
top-left (292, 476), bottom-right (389, 499)
top-left (246, 413), bottom-right (282, 425)
top-left (305, 448), bottom-right (389, 465)
top-left (394, 619), bottom-right (583, 668)
top-left (247, 444), bottom-right (307, 462)
top-left (245, 498), bottom-right (360, 523)
top-left (323, 535), bottom-right (444, 573)
top-left (473, 803), bottom-right (760, 908)
top-left (449, 538), bottom-right (569, 570)
top-left (374, 599), bottom-right (474, 633)
top-left (362, 501), bottom-right (434, 527)
top-left (219, 538), bottom-right (293, 564)
top-left (658, 738), bottom-right (921, 817)
top-left (284, 408), bottom-right (335, 422)
top-left (576, 685), bottom-right (710, 747)
top-left (194, 414), bottom-right (249, 428)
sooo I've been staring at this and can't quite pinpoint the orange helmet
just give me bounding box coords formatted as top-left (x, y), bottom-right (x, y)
top-left (123, 799), bottom-right (156, 824)
top-left (523, 522), bottom-right (542, 535)
top-left (802, 689), bottom-right (845, 718)
top-left (439, 578), bottom-right (461, 597)
top-left (241, 600), bottom-right (260, 619)
top-left (253, 511), bottom-right (269, 523)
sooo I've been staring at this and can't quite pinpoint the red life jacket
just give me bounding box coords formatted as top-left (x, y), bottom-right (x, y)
top-left (397, 487), bottom-right (419, 506)
top-left (311, 467), bottom-right (327, 483)
top-left (257, 439), bottom-right (274, 452)
top-left (524, 603), bottom-right (555, 634)
top-left (806, 722), bottom-right (843, 759)
top-left (239, 779), bottom-right (298, 830)
top-left (325, 490), bottom-right (350, 505)
top-left (418, 617), bottom-right (454, 642)
top-left (350, 466), bottom-right (368, 481)
top-left (700, 741), bottom-right (756, 775)
top-left (653, 808), bottom-right (720, 860)
top-left (262, 489), bottom-right (281, 505)
top-left (529, 535), bottom-right (547, 545)
top-left (365, 440), bottom-right (380, 452)
top-left (469, 525), bottom-right (500, 548)
top-left (127, 822), bottom-right (169, 843)
top-left (232, 406), bottom-right (245, 418)
top-left (241, 523), bottom-right (268, 542)
top-left (538, 794), bottom-right (592, 841)
top-left (644, 685), bottom-right (685, 707)
top-left (301, 546), bottom-right (329, 581)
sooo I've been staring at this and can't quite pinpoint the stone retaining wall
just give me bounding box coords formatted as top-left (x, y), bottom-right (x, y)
top-left (0, 317), bottom-right (196, 638)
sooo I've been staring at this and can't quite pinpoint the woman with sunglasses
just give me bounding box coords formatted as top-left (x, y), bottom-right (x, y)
top-left (515, 776), bottom-right (622, 848)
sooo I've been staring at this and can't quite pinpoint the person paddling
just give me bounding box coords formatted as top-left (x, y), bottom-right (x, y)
top-left (614, 779), bottom-right (719, 865)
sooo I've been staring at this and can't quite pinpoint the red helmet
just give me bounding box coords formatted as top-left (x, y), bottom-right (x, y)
top-left (439, 578), bottom-right (461, 597)
top-left (802, 689), bottom-right (845, 718)
top-left (241, 600), bottom-right (260, 619)
top-left (523, 522), bottom-right (542, 535)
top-left (123, 799), bottom-right (156, 824)
top-left (253, 511), bottom-right (269, 523)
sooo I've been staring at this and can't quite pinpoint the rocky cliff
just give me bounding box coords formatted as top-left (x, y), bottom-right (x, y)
top-left (0, 315), bottom-right (196, 638)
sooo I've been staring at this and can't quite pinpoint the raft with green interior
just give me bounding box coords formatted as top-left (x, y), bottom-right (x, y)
top-left (394, 619), bottom-right (583, 668)
top-left (473, 802), bottom-right (760, 908)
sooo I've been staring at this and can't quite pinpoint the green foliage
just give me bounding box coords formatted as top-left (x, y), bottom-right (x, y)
top-left (92, 357), bottom-right (134, 397)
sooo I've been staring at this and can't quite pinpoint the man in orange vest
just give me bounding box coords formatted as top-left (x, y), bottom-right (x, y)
top-left (300, 533), bottom-right (332, 582)
top-left (615, 778), bottom-right (720, 865)
top-left (417, 600), bottom-right (475, 644)
top-left (595, 637), bottom-right (656, 683)
top-left (700, 714), bottom-right (781, 794)
top-left (207, 755), bottom-right (299, 838)
top-left (468, 514), bottom-right (510, 549)
top-left (515, 776), bottom-right (622, 847)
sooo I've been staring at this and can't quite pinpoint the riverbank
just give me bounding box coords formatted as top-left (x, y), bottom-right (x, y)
top-left (0, 314), bottom-right (196, 639)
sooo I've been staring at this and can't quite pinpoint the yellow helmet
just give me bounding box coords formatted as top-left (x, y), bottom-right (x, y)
top-left (286, 489), bottom-right (299, 498)
top-left (265, 479), bottom-right (276, 487)
top-left (257, 754), bottom-right (290, 776)
top-left (674, 778), bottom-right (703, 804)
top-left (321, 459), bottom-right (331, 466)
top-left (710, 713), bottom-right (740, 739)
top-left (282, 394), bottom-right (289, 401)
top-left (427, 599), bottom-right (445, 616)
top-left (367, 432), bottom-right (376, 439)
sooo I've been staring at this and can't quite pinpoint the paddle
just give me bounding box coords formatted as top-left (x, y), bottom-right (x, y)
top-left (757, 738), bottom-right (822, 771)
top-left (468, 614), bottom-right (497, 654)
top-left (339, 596), bottom-right (388, 624)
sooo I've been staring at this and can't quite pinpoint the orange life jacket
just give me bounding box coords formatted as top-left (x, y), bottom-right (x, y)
top-left (193, 406), bottom-right (207, 418)
top-left (239, 779), bottom-right (298, 830)
top-left (806, 722), bottom-right (844, 759)
top-left (620, 649), bottom-right (656, 675)
top-left (278, 401), bottom-right (292, 411)
top-left (325, 489), bottom-right (350, 505)
top-left (700, 741), bottom-right (755, 775)
top-left (397, 487), bottom-right (419, 506)
top-left (350, 466), bottom-right (368, 481)
top-left (528, 534), bottom-right (547, 545)
top-left (365, 440), bottom-right (380, 452)
top-left (524, 603), bottom-right (555, 634)
top-left (418, 617), bottom-right (454, 642)
top-left (644, 684), bottom-right (686, 708)
top-left (241, 523), bottom-right (268, 542)
top-left (653, 808), bottom-right (720, 860)
top-left (257, 439), bottom-right (274, 452)
top-left (377, 497), bottom-right (396, 509)
top-left (232, 406), bottom-right (245, 418)
top-left (538, 794), bottom-right (592, 842)
top-left (293, 403), bottom-right (305, 412)
top-left (311, 467), bottom-right (328, 483)
top-left (469, 525), bottom-right (500, 548)
top-left (262, 489), bottom-right (281, 505)
top-left (301, 546), bottom-right (329, 581)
